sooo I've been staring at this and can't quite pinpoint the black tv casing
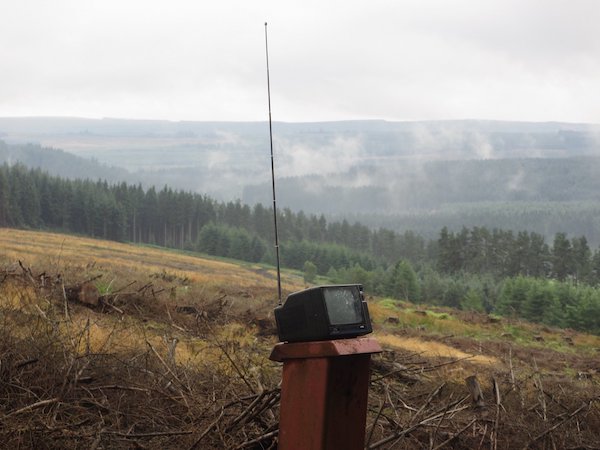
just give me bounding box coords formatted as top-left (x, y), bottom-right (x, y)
top-left (274, 284), bottom-right (373, 343)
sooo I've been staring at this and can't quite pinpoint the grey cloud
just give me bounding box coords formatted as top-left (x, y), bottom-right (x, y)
top-left (1, 0), bottom-right (599, 122)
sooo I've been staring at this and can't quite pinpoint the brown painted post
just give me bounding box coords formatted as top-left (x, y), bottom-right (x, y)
top-left (270, 337), bottom-right (382, 450)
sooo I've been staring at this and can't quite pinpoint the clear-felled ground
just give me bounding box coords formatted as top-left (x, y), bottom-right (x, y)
top-left (1, 229), bottom-right (599, 449)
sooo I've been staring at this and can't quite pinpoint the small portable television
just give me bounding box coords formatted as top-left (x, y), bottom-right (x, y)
top-left (274, 284), bottom-right (373, 343)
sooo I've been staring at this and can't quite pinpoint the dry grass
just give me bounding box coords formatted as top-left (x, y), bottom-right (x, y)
top-left (375, 334), bottom-right (500, 367)
top-left (0, 228), bottom-right (304, 290)
top-left (2, 228), bottom-right (600, 449)
top-left (0, 259), bottom-right (281, 449)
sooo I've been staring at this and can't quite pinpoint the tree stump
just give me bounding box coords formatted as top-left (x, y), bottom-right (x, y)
top-left (65, 282), bottom-right (100, 307)
top-left (465, 375), bottom-right (485, 408)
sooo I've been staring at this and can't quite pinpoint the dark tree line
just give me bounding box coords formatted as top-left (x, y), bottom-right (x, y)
top-left (437, 226), bottom-right (600, 284)
top-left (0, 164), bottom-right (217, 246)
top-left (0, 164), bottom-right (401, 265)
top-left (3, 164), bottom-right (600, 286)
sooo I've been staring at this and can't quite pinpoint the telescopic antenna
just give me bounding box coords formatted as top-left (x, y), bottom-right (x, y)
top-left (265, 22), bottom-right (283, 306)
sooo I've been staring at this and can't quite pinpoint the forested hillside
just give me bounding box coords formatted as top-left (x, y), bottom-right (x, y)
top-left (2, 163), bottom-right (600, 334)
top-left (0, 140), bottom-right (130, 183)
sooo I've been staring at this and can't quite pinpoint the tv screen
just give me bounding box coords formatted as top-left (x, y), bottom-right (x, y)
top-left (274, 284), bottom-right (373, 342)
top-left (323, 286), bottom-right (363, 325)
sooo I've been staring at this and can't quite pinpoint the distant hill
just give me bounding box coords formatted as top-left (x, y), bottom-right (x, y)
top-left (0, 140), bottom-right (131, 183)
top-left (2, 117), bottom-right (599, 168)
top-left (1, 116), bottom-right (598, 137)
top-left (244, 156), bottom-right (600, 212)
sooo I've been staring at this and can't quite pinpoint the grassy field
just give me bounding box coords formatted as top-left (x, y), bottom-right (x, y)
top-left (1, 228), bottom-right (599, 449)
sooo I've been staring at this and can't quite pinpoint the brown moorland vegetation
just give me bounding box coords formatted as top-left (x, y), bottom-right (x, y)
top-left (1, 228), bottom-right (599, 449)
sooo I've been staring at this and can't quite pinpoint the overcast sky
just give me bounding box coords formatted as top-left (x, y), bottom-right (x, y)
top-left (1, 0), bottom-right (599, 123)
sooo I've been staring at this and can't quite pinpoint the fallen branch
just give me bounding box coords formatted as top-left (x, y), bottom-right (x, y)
top-left (431, 418), bottom-right (477, 450)
top-left (491, 376), bottom-right (501, 450)
top-left (83, 274), bottom-right (103, 284)
top-left (226, 390), bottom-right (269, 431)
top-left (146, 339), bottom-right (185, 390)
top-left (368, 402), bottom-right (470, 449)
top-left (202, 319), bottom-right (256, 394)
top-left (87, 384), bottom-right (150, 393)
top-left (233, 429), bottom-right (279, 449)
top-left (18, 260), bottom-right (36, 284)
top-left (111, 280), bottom-right (136, 294)
top-left (4, 397), bottom-right (60, 418)
top-left (411, 382), bottom-right (446, 425)
top-left (99, 298), bottom-right (124, 314)
top-left (366, 385), bottom-right (388, 448)
top-left (15, 358), bottom-right (39, 369)
top-left (522, 401), bottom-right (592, 449)
top-left (105, 430), bottom-right (193, 438)
top-left (188, 408), bottom-right (225, 450)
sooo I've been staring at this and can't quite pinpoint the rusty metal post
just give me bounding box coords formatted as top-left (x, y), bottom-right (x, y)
top-left (270, 338), bottom-right (382, 450)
